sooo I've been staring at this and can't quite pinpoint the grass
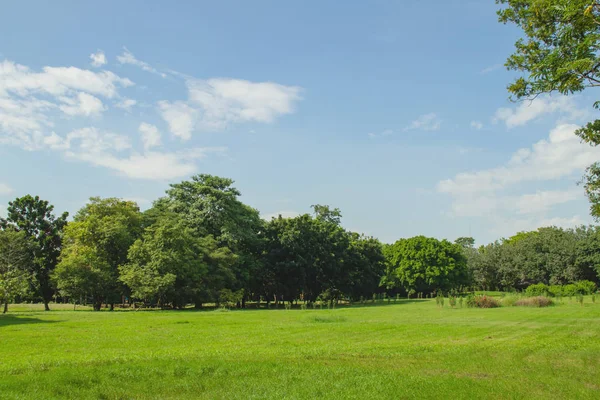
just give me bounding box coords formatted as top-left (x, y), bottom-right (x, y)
top-left (1, 298), bottom-right (600, 399)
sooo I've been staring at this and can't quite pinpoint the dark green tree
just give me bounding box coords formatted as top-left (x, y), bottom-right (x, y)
top-left (0, 195), bottom-right (68, 310)
top-left (382, 236), bottom-right (469, 296)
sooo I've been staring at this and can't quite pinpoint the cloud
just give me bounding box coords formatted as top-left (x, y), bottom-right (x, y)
top-left (0, 60), bottom-right (133, 98)
top-left (438, 124), bottom-right (598, 197)
top-left (58, 92), bottom-right (105, 116)
top-left (262, 210), bottom-right (300, 220)
top-left (404, 113), bottom-right (441, 131)
top-left (368, 129), bottom-right (393, 138)
top-left (69, 147), bottom-right (225, 180)
top-left (115, 98), bottom-right (137, 112)
top-left (138, 122), bottom-right (161, 150)
top-left (157, 101), bottom-right (197, 140)
top-left (0, 182), bottom-right (13, 196)
top-left (493, 96), bottom-right (587, 128)
top-left (158, 78), bottom-right (302, 138)
top-left (89, 50), bottom-right (107, 67)
top-left (438, 123), bottom-right (598, 237)
top-left (470, 120), bottom-right (483, 130)
top-left (0, 58), bottom-right (133, 151)
top-left (117, 48), bottom-right (167, 78)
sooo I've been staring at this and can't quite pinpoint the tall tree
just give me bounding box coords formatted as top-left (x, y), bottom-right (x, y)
top-left (383, 236), bottom-right (469, 296)
top-left (54, 198), bottom-right (142, 310)
top-left (120, 213), bottom-right (236, 308)
top-left (162, 174), bottom-right (263, 306)
top-left (498, 0), bottom-right (600, 217)
top-left (0, 230), bottom-right (35, 313)
top-left (0, 195), bottom-right (68, 310)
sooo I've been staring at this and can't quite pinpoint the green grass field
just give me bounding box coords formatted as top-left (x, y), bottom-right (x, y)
top-left (1, 299), bottom-right (600, 399)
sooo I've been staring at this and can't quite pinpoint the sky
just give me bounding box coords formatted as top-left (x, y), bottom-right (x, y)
top-left (1, 0), bottom-right (599, 245)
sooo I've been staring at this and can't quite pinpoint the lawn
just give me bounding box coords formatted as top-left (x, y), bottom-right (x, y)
top-left (1, 299), bottom-right (599, 399)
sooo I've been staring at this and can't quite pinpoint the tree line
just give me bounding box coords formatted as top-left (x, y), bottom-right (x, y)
top-left (1, 174), bottom-right (599, 312)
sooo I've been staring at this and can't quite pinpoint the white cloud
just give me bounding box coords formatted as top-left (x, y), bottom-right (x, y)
top-left (158, 78), bottom-right (302, 138)
top-left (138, 122), bottom-right (161, 150)
top-left (0, 60), bottom-right (133, 98)
top-left (404, 113), bottom-right (441, 131)
top-left (262, 210), bottom-right (300, 220)
top-left (0, 183), bottom-right (13, 196)
top-left (438, 122), bottom-right (598, 236)
top-left (115, 98), bottom-right (137, 112)
top-left (69, 147), bottom-right (225, 180)
top-left (117, 48), bottom-right (167, 78)
top-left (438, 124), bottom-right (599, 197)
top-left (59, 92), bottom-right (105, 116)
top-left (89, 50), bottom-right (107, 67)
top-left (157, 101), bottom-right (197, 140)
top-left (493, 96), bottom-right (587, 128)
top-left (470, 120), bottom-right (483, 130)
top-left (368, 129), bottom-right (393, 138)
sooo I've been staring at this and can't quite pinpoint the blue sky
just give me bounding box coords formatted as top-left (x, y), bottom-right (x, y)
top-left (1, 0), bottom-right (599, 245)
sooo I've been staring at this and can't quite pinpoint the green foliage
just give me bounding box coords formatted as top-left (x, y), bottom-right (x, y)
top-left (54, 198), bottom-right (142, 310)
top-left (449, 296), bottom-right (456, 308)
top-left (383, 236), bottom-right (469, 295)
top-left (0, 195), bottom-right (68, 309)
top-left (526, 283), bottom-right (549, 297)
top-left (0, 230), bottom-right (35, 312)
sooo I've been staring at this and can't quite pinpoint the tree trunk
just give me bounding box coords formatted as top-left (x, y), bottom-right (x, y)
top-left (93, 300), bottom-right (102, 311)
top-left (44, 300), bottom-right (50, 311)
top-left (3, 302), bottom-right (8, 314)
top-left (109, 303), bottom-right (114, 311)
top-left (241, 297), bottom-right (246, 309)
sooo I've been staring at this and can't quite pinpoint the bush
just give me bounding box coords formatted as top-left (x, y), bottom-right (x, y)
top-left (466, 295), bottom-right (500, 308)
top-left (501, 294), bottom-right (520, 307)
top-left (514, 296), bottom-right (553, 307)
top-left (548, 285), bottom-right (563, 297)
top-left (526, 283), bottom-right (549, 297)
top-left (575, 280), bottom-right (597, 295)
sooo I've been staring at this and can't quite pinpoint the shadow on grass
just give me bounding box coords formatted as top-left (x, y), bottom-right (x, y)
top-left (0, 315), bottom-right (59, 328)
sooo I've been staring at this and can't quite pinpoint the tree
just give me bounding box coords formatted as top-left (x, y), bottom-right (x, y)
top-left (162, 174), bottom-right (263, 307)
top-left (0, 195), bottom-right (68, 310)
top-left (455, 237), bottom-right (475, 249)
top-left (383, 236), bottom-right (469, 296)
top-left (120, 213), bottom-right (236, 308)
top-left (54, 198), bottom-right (142, 311)
top-left (0, 230), bottom-right (35, 313)
top-left (497, 0), bottom-right (600, 217)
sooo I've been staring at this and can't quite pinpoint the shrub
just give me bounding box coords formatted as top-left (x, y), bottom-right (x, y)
top-left (592, 294), bottom-right (596, 303)
top-left (449, 296), bottom-right (456, 308)
top-left (466, 295), bottom-right (500, 308)
top-left (563, 284), bottom-right (577, 297)
top-left (575, 280), bottom-right (597, 295)
top-left (548, 285), bottom-right (563, 297)
top-left (458, 297), bottom-right (464, 308)
top-left (501, 294), bottom-right (520, 307)
top-left (514, 296), bottom-right (553, 307)
top-left (577, 294), bottom-right (584, 306)
top-left (526, 283), bottom-right (549, 297)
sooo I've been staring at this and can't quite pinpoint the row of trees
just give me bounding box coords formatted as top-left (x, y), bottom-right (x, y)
top-left (2, 175), bottom-right (600, 312)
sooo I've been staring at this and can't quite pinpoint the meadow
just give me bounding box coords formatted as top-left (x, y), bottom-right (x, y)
top-left (1, 299), bottom-right (600, 399)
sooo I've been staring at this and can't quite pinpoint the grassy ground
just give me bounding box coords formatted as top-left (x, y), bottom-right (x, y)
top-left (1, 299), bottom-right (599, 399)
